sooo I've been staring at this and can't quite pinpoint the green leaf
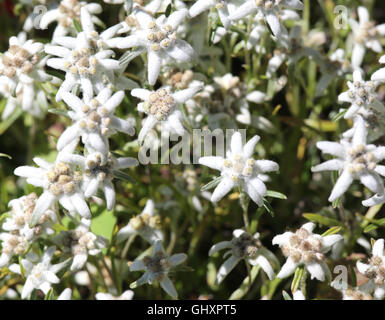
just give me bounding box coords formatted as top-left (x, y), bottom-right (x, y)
top-left (165, 3), bottom-right (172, 17)
top-left (291, 266), bottom-right (304, 293)
top-left (48, 108), bottom-right (68, 117)
top-left (91, 209), bottom-right (117, 242)
top-left (73, 18), bottom-right (82, 32)
top-left (0, 153), bottom-right (11, 159)
top-left (229, 265), bottom-right (260, 300)
top-left (200, 176), bottom-right (222, 192)
top-left (263, 199), bottom-right (274, 217)
top-left (113, 170), bottom-right (136, 183)
top-left (266, 190), bottom-right (287, 200)
top-left (44, 288), bottom-right (54, 300)
top-left (331, 109), bottom-right (347, 122)
top-left (321, 226), bottom-right (342, 236)
top-left (364, 224), bottom-right (379, 233)
top-left (303, 213), bottom-right (344, 227)
top-left (282, 290), bottom-right (293, 300)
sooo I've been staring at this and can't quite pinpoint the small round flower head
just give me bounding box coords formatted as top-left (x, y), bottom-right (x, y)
top-left (209, 229), bottom-right (276, 284)
top-left (273, 222), bottom-right (343, 281)
top-left (338, 70), bottom-right (383, 120)
top-left (14, 156), bottom-right (91, 224)
top-left (129, 240), bottom-right (187, 299)
top-left (54, 218), bottom-right (107, 271)
top-left (341, 287), bottom-right (373, 300)
top-left (8, 246), bottom-right (69, 299)
top-left (45, 31), bottom-right (129, 102)
top-left (229, 0), bottom-right (304, 37)
top-left (0, 33), bottom-right (51, 118)
top-left (56, 88), bottom-right (135, 155)
top-left (189, 0), bottom-right (234, 29)
top-left (311, 116), bottom-right (385, 205)
top-left (117, 199), bottom-right (163, 244)
top-left (59, 151), bottom-right (138, 210)
top-left (199, 131), bottom-right (279, 206)
top-left (131, 85), bottom-right (202, 143)
top-left (39, 0), bottom-right (102, 38)
top-left (95, 290), bottom-right (134, 300)
top-left (114, 8), bottom-right (195, 85)
top-left (356, 239), bottom-right (385, 300)
top-left (349, 6), bottom-right (385, 68)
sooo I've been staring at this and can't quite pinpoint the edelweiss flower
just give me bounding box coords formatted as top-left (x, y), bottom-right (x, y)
top-left (272, 222), bottom-right (343, 281)
top-left (39, 0), bottom-right (102, 38)
top-left (209, 229), bottom-right (276, 284)
top-left (0, 193), bottom-right (57, 267)
top-left (311, 117), bottom-right (385, 204)
top-left (45, 32), bottom-right (122, 101)
top-left (338, 70), bottom-right (383, 119)
top-left (54, 218), bottom-right (107, 271)
top-left (131, 85), bottom-right (201, 143)
top-left (340, 286), bottom-right (373, 300)
top-left (189, 0), bottom-right (234, 29)
top-left (57, 88), bottom-right (135, 154)
top-left (95, 290), bottom-right (134, 300)
top-left (9, 246), bottom-right (69, 299)
top-left (129, 240), bottom-right (187, 299)
top-left (229, 0), bottom-right (304, 36)
top-left (58, 151), bottom-right (138, 210)
top-left (14, 157), bottom-right (91, 224)
top-left (0, 33), bottom-right (52, 118)
top-left (349, 6), bottom-right (385, 68)
top-left (356, 239), bottom-right (385, 299)
top-left (114, 8), bottom-right (194, 85)
top-left (117, 199), bottom-right (163, 244)
top-left (199, 132), bottom-right (279, 205)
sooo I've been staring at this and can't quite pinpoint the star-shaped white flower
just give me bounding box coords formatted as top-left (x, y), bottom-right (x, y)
top-left (209, 229), bottom-right (276, 284)
top-left (56, 88), bottom-right (135, 155)
top-left (131, 85), bottom-right (201, 143)
top-left (58, 151), bottom-right (138, 210)
top-left (39, 0), bottom-right (102, 39)
top-left (9, 246), bottom-right (69, 299)
top-left (117, 199), bottom-right (163, 244)
top-left (272, 222), bottom-right (343, 281)
top-left (199, 132), bottom-right (279, 205)
top-left (229, 0), bottom-right (304, 36)
top-left (54, 218), bottom-right (107, 271)
top-left (356, 239), bottom-right (385, 300)
top-left (0, 32), bottom-right (52, 118)
top-left (311, 116), bottom-right (385, 204)
top-left (129, 240), bottom-right (187, 299)
top-left (14, 157), bottom-right (91, 224)
top-left (45, 32), bottom-right (123, 101)
top-left (349, 6), bottom-right (385, 68)
top-left (114, 8), bottom-right (194, 85)
top-left (338, 70), bottom-right (383, 120)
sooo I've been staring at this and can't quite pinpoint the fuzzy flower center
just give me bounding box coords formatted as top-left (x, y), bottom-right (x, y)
top-left (129, 212), bottom-right (161, 231)
top-left (231, 233), bottom-right (261, 259)
top-left (364, 255), bottom-right (385, 286)
top-left (143, 88), bottom-right (175, 121)
top-left (2, 234), bottom-right (27, 255)
top-left (281, 227), bottom-right (324, 263)
top-left (63, 47), bottom-right (98, 76)
top-left (223, 154), bottom-right (255, 182)
top-left (146, 21), bottom-right (177, 52)
top-left (348, 81), bottom-right (376, 107)
top-left (347, 144), bottom-right (377, 174)
top-left (143, 252), bottom-right (169, 280)
top-left (46, 162), bottom-right (82, 196)
top-left (85, 153), bottom-right (114, 181)
top-left (355, 21), bottom-right (378, 44)
top-left (343, 288), bottom-right (373, 300)
top-left (58, 0), bottom-right (82, 27)
top-left (255, 0), bottom-right (277, 10)
top-left (78, 98), bottom-right (111, 134)
top-left (62, 230), bottom-right (97, 255)
top-left (0, 45), bottom-right (39, 78)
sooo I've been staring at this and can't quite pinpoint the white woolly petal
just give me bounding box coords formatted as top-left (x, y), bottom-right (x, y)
top-left (160, 276), bottom-right (178, 299)
top-left (277, 257), bottom-right (298, 279)
top-left (316, 141), bottom-right (344, 157)
top-left (211, 177), bottom-right (235, 203)
top-left (311, 159), bottom-right (344, 172)
top-left (216, 255), bottom-right (240, 284)
top-left (198, 156), bottom-right (224, 171)
top-left (243, 135), bottom-right (260, 158)
top-left (306, 262), bottom-right (326, 281)
top-left (189, 0), bottom-right (215, 17)
top-left (328, 170), bottom-right (353, 202)
top-left (372, 239), bottom-right (384, 257)
top-left (272, 232), bottom-right (294, 246)
top-left (147, 51), bottom-right (162, 85)
top-left (208, 241), bottom-right (232, 256)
